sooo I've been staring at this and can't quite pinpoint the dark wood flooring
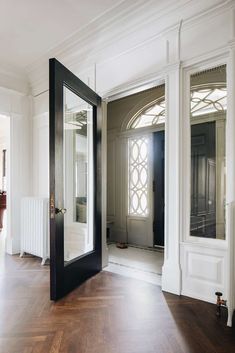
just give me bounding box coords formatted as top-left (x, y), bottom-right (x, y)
top-left (0, 252), bottom-right (235, 353)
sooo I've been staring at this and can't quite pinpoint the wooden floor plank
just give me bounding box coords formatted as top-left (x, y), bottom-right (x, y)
top-left (0, 253), bottom-right (235, 353)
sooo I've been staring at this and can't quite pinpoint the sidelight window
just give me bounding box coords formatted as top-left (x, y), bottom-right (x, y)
top-left (128, 136), bottom-right (149, 216)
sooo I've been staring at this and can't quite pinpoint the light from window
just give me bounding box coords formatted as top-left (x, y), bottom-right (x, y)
top-left (191, 86), bottom-right (227, 117)
top-left (128, 136), bottom-right (149, 216)
top-left (129, 99), bottom-right (165, 129)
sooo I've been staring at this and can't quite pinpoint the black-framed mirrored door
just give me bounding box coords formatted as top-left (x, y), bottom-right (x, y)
top-left (49, 58), bottom-right (102, 300)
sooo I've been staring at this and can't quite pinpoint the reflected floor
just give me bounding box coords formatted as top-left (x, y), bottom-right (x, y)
top-left (105, 243), bottom-right (164, 285)
top-left (64, 248), bottom-right (84, 262)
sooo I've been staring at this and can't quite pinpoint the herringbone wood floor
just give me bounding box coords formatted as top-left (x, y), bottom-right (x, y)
top-left (0, 253), bottom-right (235, 353)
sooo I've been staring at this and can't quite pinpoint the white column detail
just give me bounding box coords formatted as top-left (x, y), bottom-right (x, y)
top-left (162, 63), bottom-right (182, 295)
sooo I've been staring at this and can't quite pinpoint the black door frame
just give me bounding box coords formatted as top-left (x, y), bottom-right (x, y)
top-left (153, 130), bottom-right (165, 247)
top-left (49, 58), bottom-right (102, 300)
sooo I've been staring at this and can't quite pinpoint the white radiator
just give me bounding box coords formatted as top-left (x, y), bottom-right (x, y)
top-left (20, 197), bottom-right (49, 265)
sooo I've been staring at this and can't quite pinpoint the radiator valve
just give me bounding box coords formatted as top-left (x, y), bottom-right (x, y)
top-left (215, 292), bottom-right (227, 317)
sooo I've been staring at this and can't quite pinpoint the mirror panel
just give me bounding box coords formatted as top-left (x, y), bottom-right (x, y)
top-left (63, 86), bottom-right (94, 263)
top-left (190, 65), bottom-right (226, 240)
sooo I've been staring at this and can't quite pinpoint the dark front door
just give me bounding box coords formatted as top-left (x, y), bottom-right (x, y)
top-left (49, 58), bottom-right (102, 300)
top-left (191, 122), bottom-right (216, 238)
top-left (153, 131), bottom-right (165, 247)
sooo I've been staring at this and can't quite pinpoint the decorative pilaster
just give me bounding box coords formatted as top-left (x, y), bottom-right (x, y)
top-left (162, 62), bottom-right (182, 295)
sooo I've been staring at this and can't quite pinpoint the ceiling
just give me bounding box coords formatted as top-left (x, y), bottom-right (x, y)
top-left (0, 0), bottom-right (227, 81)
top-left (0, 0), bottom-right (127, 72)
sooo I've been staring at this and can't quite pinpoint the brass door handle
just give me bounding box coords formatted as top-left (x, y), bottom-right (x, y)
top-left (55, 208), bottom-right (67, 215)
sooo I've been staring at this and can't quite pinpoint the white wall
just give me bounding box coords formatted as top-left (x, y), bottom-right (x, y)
top-left (0, 89), bottom-right (31, 254)
top-left (32, 93), bottom-right (49, 198)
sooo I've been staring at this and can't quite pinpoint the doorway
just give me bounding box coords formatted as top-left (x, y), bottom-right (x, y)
top-left (105, 85), bottom-right (165, 285)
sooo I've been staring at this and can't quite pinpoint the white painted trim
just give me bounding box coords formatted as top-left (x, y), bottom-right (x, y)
top-left (162, 62), bottom-right (182, 295)
top-left (103, 75), bottom-right (165, 102)
top-left (181, 290), bottom-right (219, 304)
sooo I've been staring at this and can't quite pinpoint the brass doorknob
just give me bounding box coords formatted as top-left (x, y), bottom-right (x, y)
top-left (55, 208), bottom-right (67, 215)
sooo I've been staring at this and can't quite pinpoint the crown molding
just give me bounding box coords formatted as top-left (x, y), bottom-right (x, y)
top-left (228, 39), bottom-right (235, 50)
top-left (26, 0), bottom-right (149, 72)
top-left (28, 0), bottom-right (233, 97)
top-left (180, 0), bottom-right (234, 32)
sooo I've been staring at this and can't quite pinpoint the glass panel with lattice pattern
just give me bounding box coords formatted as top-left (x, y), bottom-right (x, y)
top-left (191, 86), bottom-right (227, 116)
top-left (128, 136), bottom-right (149, 216)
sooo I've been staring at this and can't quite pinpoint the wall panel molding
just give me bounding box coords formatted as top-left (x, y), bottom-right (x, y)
top-left (181, 243), bottom-right (227, 303)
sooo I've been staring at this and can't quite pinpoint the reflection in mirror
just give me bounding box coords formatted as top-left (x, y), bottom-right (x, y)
top-left (63, 86), bottom-right (94, 263)
top-left (190, 65), bottom-right (226, 239)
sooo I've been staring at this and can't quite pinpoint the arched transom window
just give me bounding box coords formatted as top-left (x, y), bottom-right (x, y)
top-left (128, 84), bottom-right (227, 130)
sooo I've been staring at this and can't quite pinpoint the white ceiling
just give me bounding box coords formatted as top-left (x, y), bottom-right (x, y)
top-left (0, 0), bottom-right (126, 71)
top-left (0, 0), bottom-right (226, 82)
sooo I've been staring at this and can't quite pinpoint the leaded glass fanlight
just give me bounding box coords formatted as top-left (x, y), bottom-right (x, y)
top-left (128, 84), bottom-right (227, 130)
top-left (191, 85), bottom-right (227, 116)
top-left (127, 98), bottom-right (165, 129)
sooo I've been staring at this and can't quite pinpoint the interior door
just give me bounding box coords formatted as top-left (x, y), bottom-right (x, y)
top-left (49, 58), bottom-right (102, 300)
top-left (153, 130), bottom-right (165, 247)
top-left (190, 122), bottom-right (216, 238)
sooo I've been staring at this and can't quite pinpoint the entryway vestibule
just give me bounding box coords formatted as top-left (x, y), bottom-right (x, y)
top-left (105, 84), bottom-right (166, 284)
top-left (104, 63), bottom-right (228, 302)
